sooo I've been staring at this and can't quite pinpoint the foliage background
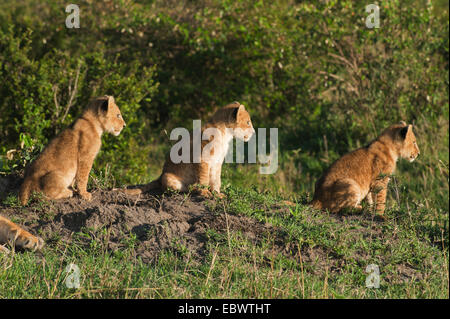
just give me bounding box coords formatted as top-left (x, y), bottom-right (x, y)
top-left (0, 0), bottom-right (448, 299)
top-left (0, 0), bottom-right (448, 227)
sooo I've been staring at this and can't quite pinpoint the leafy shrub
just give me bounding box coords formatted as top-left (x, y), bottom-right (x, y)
top-left (0, 0), bottom-right (448, 212)
top-left (0, 23), bottom-right (158, 183)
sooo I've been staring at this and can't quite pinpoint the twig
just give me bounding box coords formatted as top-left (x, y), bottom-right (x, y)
top-left (53, 85), bottom-right (60, 117)
top-left (61, 62), bottom-right (81, 123)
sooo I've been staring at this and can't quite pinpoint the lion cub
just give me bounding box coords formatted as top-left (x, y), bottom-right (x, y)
top-left (19, 96), bottom-right (126, 205)
top-left (311, 122), bottom-right (420, 217)
top-left (0, 215), bottom-right (44, 253)
top-left (125, 102), bottom-right (255, 198)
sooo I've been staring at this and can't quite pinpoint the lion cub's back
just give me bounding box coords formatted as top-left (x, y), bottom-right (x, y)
top-left (315, 147), bottom-right (374, 190)
top-left (26, 127), bottom-right (81, 178)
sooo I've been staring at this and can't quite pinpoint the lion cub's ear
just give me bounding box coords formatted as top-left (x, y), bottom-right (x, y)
top-left (231, 104), bottom-right (245, 121)
top-left (400, 124), bottom-right (412, 139)
top-left (107, 95), bottom-right (115, 104)
top-left (100, 98), bottom-right (109, 114)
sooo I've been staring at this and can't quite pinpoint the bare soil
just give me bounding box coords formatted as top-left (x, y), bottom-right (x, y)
top-left (0, 176), bottom-right (276, 263)
top-left (0, 175), bottom-right (423, 282)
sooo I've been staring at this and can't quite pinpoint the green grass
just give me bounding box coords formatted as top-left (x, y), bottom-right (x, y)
top-left (0, 0), bottom-right (448, 299)
top-left (1, 182), bottom-right (447, 299)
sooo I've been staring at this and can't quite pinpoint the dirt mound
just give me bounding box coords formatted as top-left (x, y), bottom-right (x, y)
top-left (0, 175), bottom-right (426, 283)
top-left (0, 177), bottom-right (275, 263)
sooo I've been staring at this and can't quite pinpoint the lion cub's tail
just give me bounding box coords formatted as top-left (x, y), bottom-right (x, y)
top-left (115, 176), bottom-right (162, 195)
top-left (281, 200), bottom-right (323, 210)
top-left (18, 176), bottom-right (36, 206)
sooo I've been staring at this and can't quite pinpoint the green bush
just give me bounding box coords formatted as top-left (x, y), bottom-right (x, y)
top-left (0, 22), bottom-right (158, 183)
top-left (0, 0), bottom-right (448, 211)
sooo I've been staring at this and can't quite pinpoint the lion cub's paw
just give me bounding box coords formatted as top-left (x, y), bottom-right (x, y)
top-left (213, 191), bottom-right (226, 199)
top-left (196, 188), bottom-right (213, 198)
top-left (61, 189), bottom-right (74, 199)
top-left (15, 232), bottom-right (44, 251)
top-left (117, 188), bottom-right (143, 196)
top-left (80, 192), bottom-right (93, 201)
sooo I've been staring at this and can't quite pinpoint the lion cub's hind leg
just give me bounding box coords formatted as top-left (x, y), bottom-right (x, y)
top-left (329, 178), bottom-right (364, 213)
top-left (161, 173), bottom-right (189, 193)
top-left (161, 171), bottom-right (212, 198)
top-left (40, 171), bottom-right (74, 200)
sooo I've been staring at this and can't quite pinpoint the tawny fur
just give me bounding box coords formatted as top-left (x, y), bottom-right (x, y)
top-left (0, 215), bottom-right (44, 253)
top-left (123, 102), bottom-right (255, 198)
top-left (311, 122), bottom-right (420, 216)
top-left (19, 95), bottom-right (126, 205)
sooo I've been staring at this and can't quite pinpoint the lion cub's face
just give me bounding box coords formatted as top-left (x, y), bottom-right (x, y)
top-left (230, 103), bottom-right (255, 142)
top-left (98, 96), bottom-right (126, 136)
top-left (394, 122), bottom-right (420, 162)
